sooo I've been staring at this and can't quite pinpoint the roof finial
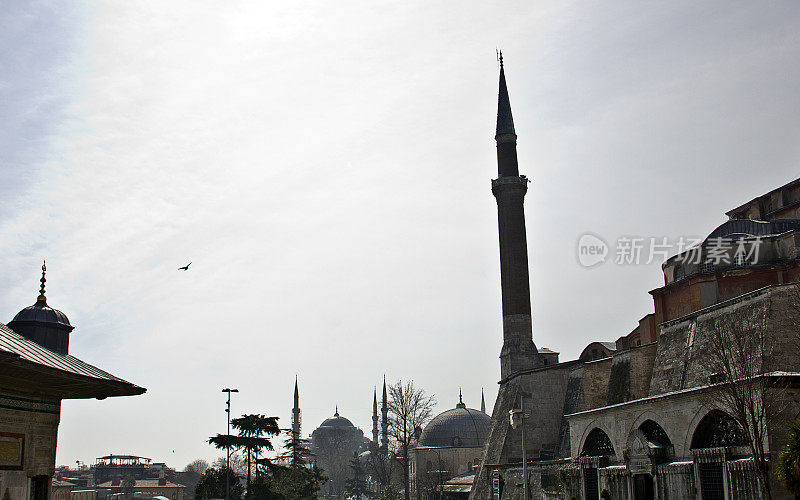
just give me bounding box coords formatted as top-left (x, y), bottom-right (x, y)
top-left (37, 260), bottom-right (47, 303)
top-left (499, 49), bottom-right (504, 69)
top-left (335, 405), bottom-right (339, 417)
top-left (456, 388), bottom-right (466, 409)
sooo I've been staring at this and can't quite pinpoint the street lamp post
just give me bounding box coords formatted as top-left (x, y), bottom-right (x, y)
top-left (222, 388), bottom-right (239, 500)
top-left (509, 397), bottom-right (528, 500)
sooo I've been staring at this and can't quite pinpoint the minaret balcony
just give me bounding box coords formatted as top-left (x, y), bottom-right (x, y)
top-left (491, 175), bottom-right (529, 195)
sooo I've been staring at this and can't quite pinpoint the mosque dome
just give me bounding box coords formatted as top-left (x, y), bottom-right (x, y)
top-left (418, 395), bottom-right (490, 448)
top-left (317, 408), bottom-right (356, 429)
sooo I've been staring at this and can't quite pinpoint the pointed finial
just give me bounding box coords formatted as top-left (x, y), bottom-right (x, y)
top-left (37, 260), bottom-right (47, 303)
top-left (496, 52), bottom-right (516, 140)
top-left (456, 388), bottom-right (466, 409)
top-left (335, 405), bottom-right (339, 417)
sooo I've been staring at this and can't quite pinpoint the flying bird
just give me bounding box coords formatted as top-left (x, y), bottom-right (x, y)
top-left (178, 262), bottom-right (191, 271)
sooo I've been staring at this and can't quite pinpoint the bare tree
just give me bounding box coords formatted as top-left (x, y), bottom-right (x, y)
top-left (365, 448), bottom-right (395, 495)
top-left (387, 380), bottom-right (436, 500)
top-left (184, 459), bottom-right (210, 475)
top-left (705, 296), bottom-right (783, 499)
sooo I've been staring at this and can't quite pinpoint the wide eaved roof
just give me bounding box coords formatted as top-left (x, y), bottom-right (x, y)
top-left (0, 322), bottom-right (145, 399)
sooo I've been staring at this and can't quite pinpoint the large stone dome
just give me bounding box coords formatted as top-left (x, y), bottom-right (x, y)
top-left (418, 406), bottom-right (490, 448)
top-left (319, 412), bottom-right (356, 429)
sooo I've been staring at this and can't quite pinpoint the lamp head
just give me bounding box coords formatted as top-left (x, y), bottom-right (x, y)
top-left (509, 409), bottom-right (523, 429)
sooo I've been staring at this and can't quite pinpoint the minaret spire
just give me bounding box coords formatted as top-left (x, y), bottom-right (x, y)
top-left (292, 376), bottom-right (301, 439)
top-left (372, 387), bottom-right (379, 446)
top-left (491, 54), bottom-right (539, 380)
top-left (481, 388), bottom-right (486, 413)
top-left (496, 51), bottom-right (516, 145)
top-left (381, 375), bottom-right (389, 451)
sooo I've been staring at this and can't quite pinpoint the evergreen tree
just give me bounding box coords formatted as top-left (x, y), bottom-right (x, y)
top-left (344, 452), bottom-right (372, 499)
top-left (195, 467), bottom-right (244, 500)
top-left (778, 419), bottom-right (800, 496)
top-left (209, 414), bottom-right (281, 498)
top-left (248, 464), bottom-right (327, 499)
top-left (279, 428), bottom-right (313, 468)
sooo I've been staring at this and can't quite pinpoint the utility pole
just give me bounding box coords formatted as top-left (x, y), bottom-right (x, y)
top-left (509, 396), bottom-right (528, 500)
top-left (222, 388), bottom-right (239, 500)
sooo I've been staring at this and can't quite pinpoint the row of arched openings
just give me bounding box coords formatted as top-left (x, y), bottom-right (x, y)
top-left (580, 410), bottom-right (746, 458)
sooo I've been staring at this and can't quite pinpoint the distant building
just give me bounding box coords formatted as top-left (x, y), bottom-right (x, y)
top-left (310, 408), bottom-right (371, 499)
top-left (411, 391), bottom-right (490, 499)
top-left (93, 455), bottom-right (154, 484)
top-left (0, 264), bottom-right (145, 500)
top-left (96, 478), bottom-right (185, 500)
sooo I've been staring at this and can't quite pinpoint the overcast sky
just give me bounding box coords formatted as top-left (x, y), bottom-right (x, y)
top-left (1, 0), bottom-right (799, 470)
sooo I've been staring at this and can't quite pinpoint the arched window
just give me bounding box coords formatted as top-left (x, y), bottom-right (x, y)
top-left (639, 420), bottom-right (671, 448)
top-left (690, 410), bottom-right (747, 449)
top-left (581, 428), bottom-right (615, 457)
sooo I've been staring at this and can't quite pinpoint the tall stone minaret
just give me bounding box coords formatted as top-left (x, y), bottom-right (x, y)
top-left (492, 53), bottom-right (539, 380)
top-left (292, 376), bottom-right (301, 438)
top-left (380, 376), bottom-right (389, 451)
top-left (372, 387), bottom-right (379, 446)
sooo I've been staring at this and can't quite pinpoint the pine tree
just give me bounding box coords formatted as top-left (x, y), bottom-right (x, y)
top-left (209, 414), bottom-right (280, 498)
top-left (344, 451), bottom-right (372, 499)
top-left (778, 419), bottom-right (800, 496)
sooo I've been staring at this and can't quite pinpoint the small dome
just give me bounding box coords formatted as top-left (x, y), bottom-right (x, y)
top-left (418, 407), bottom-right (490, 448)
top-left (12, 299), bottom-right (72, 329)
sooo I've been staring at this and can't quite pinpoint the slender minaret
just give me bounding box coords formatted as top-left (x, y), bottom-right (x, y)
top-left (492, 53), bottom-right (539, 380)
top-left (381, 376), bottom-right (389, 451)
top-left (292, 376), bottom-right (301, 438)
top-left (372, 387), bottom-right (379, 446)
top-left (481, 388), bottom-right (486, 413)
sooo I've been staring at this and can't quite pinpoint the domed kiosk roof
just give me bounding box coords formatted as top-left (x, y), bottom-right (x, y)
top-left (10, 262), bottom-right (72, 330)
top-left (12, 301), bottom-right (72, 328)
top-left (418, 394), bottom-right (490, 448)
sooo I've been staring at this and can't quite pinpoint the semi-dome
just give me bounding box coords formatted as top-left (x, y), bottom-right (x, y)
top-left (418, 395), bottom-right (490, 448)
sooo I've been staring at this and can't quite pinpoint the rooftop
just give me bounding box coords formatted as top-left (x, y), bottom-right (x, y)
top-left (0, 322), bottom-right (145, 399)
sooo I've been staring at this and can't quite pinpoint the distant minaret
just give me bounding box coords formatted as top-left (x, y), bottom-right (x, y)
top-left (481, 388), bottom-right (486, 413)
top-left (292, 376), bottom-right (301, 438)
top-left (492, 53), bottom-right (539, 379)
top-left (381, 376), bottom-right (389, 451)
top-left (372, 387), bottom-right (379, 446)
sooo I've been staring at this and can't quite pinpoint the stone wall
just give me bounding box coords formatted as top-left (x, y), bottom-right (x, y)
top-left (650, 282), bottom-right (800, 395)
top-left (0, 393), bottom-right (61, 500)
top-left (471, 364), bottom-right (572, 499)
